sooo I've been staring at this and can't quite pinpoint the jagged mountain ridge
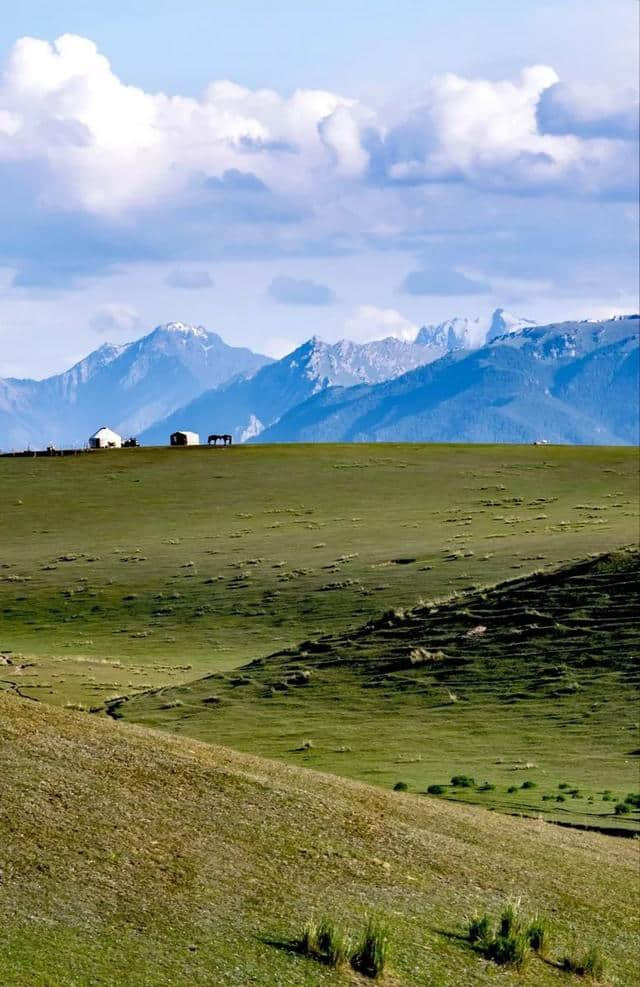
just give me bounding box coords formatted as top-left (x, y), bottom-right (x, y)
top-left (0, 323), bottom-right (272, 449)
top-left (416, 308), bottom-right (537, 350)
top-left (140, 334), bottom-right (442, 444)
top-left (254, 316), bottom-right (639, 446)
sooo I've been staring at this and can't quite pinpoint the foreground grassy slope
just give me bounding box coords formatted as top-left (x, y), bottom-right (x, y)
top-left (1, 693), bottom-right (638, 986)
top-left (1, 444), bottom-right (638, 707)
top-left (110, 550), bottom-right (640, 833)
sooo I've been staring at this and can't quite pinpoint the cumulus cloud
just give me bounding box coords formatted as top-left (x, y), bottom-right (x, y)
top-left (345, 305), bottom-right (418, 342)
top-left (401, 268), bottom-right (491, 296)
top-left (537, 82), bottom-right (639, 141)
top-left (0, 34), bottom-right (367, 216)
top-left (0, 33), bottom-right (636, 296)
top-left (90, 303), bottom-right (140, 335)
top-left (165, 269), bottom-right (214, 290)
top-left (268, 275), bottom-right (335, 305)
top-left (369, 65), bottom-right (637, 197)
top-left (0, 35), bottom-right (634, 224)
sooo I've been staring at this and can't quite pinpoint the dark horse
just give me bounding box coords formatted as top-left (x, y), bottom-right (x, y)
top-left (207, 433), bottom-right (233, 446)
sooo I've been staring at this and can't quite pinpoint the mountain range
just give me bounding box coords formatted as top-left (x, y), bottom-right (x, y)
top-left (139, 333), bottom-right (444, 444)
top-left (0, 323), bottom-right (271, 449)
top-left (0, 311), bottom-right (637, 449)
top-left (255, 316), bottom-right (639, 445)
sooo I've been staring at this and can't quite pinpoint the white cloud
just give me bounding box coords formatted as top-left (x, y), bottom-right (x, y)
top-left (0, 33), bottom-right (634, 230)
top-left (345, 304), bottom-right (418, 342)
top-left (90, 302), bottom-right (140, 335)
top-left (377, 65), bottom-right (635, 194)
top-left (0, 34), bottom-right (369, 215)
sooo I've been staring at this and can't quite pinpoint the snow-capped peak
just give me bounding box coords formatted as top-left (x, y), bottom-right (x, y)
top-left (486, 308), bottom-right (537, 342)
top-left (416, 308), bottom-right (537, 352)
top-left (152, 321), bottom-right (209, 339)
top-left (415, 315), bottom-right (485, 350)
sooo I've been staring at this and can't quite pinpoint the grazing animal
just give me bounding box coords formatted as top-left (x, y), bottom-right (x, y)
top-left (208, 434), bottom-right (233, 446)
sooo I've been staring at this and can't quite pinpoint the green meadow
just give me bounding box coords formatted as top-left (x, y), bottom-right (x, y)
top-left (3, 693), bottom-right (639, 987)
top-left (1, 443), bottom-right (637, 713)
top-left (1, 442), bottom-right (639, 985)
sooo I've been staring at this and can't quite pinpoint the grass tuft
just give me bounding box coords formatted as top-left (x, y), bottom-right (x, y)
top-left (468, 913), bottom-right (492, 944)
top-left (351, 916), bottom-right (390, 979)
top-left (486, 931), bottom-right (529, 968)
top-left (499, 900), bottom-right (521, 938)
top-left (527, 914), bottom-right (550, 956)
top-left (561, 943), bottom-right (606, 980)
top-left (299, 916), bottom-right (350, 967)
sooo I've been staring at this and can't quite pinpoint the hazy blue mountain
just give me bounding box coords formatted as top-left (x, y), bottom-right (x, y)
top-left (254, 316), bottom-right (639, 446)
top-left (0, 323), bottom-right (271, 449)
top-left (140, 335), bottom-right (440, 444)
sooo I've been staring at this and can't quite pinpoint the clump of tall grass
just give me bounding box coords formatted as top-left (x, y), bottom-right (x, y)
top-left (499, 899), bottom-right (521, 938)
top-left (486, 930), bottom-right (529, 968)
top-left (299, 916), bottom-right (350, 967)
top-left (466, 900), bottom-right (533, 971)
top-left (351, 916), bottom-right (389, 979)
top-left (561, 943), bottom-right (605, 980)
top-left (467, 913), bottom-right (492, 944)
top-left (298, 914), bottom-right (388, 977)
top-left (526, 914), bottom-right (550, 956)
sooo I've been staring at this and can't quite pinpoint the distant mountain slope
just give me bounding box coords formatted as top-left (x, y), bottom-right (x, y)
top-left (140, 335), bottom-right (439, 444)
top-left (0, 323), bottom-right (271, 449)
top-left (256, 316), bottom-right (639, 445)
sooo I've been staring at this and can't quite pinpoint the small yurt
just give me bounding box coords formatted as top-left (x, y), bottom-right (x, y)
top-left (170, 430), bottom-right (200, 446)
top-left (89, 426), bottom-right (122, 449)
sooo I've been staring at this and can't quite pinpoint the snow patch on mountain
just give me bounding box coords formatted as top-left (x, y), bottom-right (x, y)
top-left (416, 308), bottom-right (537, 352)
top-left (238, 414), bottom-right (264, 443)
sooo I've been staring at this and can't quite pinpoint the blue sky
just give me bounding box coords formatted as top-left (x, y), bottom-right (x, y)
top-left (0, 0), bottom-right (638, 376)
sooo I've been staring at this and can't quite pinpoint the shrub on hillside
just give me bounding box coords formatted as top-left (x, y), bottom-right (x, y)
top-left (450, 774), bottom-right (475, 788)
top-left (426, 784), bottom-right (446, 795)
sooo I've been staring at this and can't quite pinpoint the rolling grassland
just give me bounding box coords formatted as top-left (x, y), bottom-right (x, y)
top-left (1, 443), bottom-right (637, 712)
top-left (1, 693), bottom-right (638, 986)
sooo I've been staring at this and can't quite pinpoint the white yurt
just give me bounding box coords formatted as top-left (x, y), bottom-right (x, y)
top-left (89, 426), bottom-right (123, 449)
top-left (170, 430), bottom-right (200, 446)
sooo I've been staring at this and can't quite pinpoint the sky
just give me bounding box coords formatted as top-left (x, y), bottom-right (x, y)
top-left (0, 0), bottom-right (638, 377)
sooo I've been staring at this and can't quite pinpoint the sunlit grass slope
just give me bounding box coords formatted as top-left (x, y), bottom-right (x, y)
top-left (1, 693), bottom-right (638, 986)
top-left (1, 443), bottom-right (637, 707)
top-left (110, 550), bottom-right (640, 833)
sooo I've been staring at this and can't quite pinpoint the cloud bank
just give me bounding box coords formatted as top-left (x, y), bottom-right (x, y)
top-left (0, 33), bottom-right (637, 297)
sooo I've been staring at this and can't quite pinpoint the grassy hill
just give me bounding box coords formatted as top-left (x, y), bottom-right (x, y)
top-left (108, 549), bottom-right (640, 834)
top-left (1, 692), bottom-right (638, 986)
top-left (1, 443), bottom-right (637, 708)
